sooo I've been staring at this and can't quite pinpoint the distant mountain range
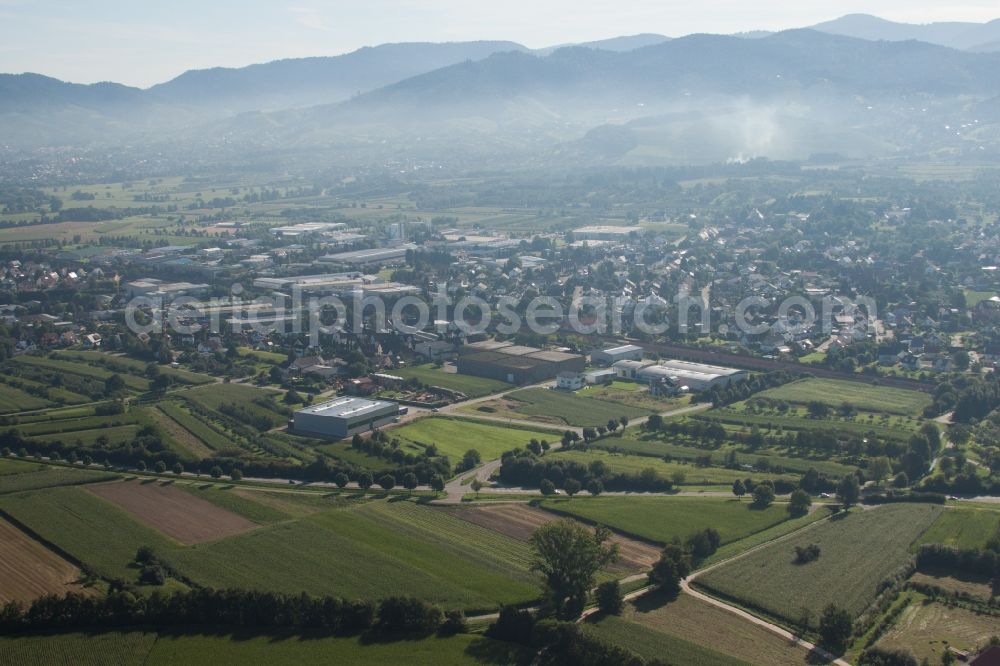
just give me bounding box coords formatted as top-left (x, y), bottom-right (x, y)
top-left (809, 14), bottom-right (1000, 52)
top-left (1, 16), bottom-right (999, 164)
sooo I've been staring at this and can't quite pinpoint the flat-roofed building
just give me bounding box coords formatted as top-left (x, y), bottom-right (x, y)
top-left (290, 396), bottom-right (401, 438)
top-left (612, 358), bottom-right (746, 391)
top-left (457, 340), bottom-right (585, 384)
top-left (591, 344), bottom-right (644, 366)
top-left (316, 244), bottom-right (417, 266)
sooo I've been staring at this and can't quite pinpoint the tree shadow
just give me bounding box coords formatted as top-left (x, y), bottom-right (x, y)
top-left (806, 646), bottom-right (840, 664)
top-left (357, 629), bottom-right (436, 645)
top-left (630, 587), bottom-right (679, 614)
top-left (464, 636), bottom-right (534, 665)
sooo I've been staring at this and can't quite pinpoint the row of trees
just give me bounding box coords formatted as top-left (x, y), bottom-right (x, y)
top-left (499, 448), bottom-right (673, 493)
top-left (0, 589), bottom-right (457, 636)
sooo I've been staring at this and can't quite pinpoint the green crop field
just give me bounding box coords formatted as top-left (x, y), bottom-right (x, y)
top-left (697, 504), bottom-right (943, 626)
top-left (0, 486), bottom-right (177, 579)
top-left (395, 364), bottom-right (511, 398)
top-left (915, 508), bottom-right (1000, 550)
top-left (0, 631), bottom-right (527, 666)
top-left (499, 387), bottom-right (654, 427)
top-left (548, 449), bottom-right (799, 487)
top-left (756, 378), bottom-right (931, 416)
top-left (584, 615), bottom-right (746, 666)
top-left (0, 462), bottom-right (118, 495)
top-left (0, 484), bottom-right (539, 611)
top-left (179, 484), bottom-right (291, 524)
top-left (586, 593), bottom-right (813, 666)
top-left (167, 500), bottom-right (538, 611)
top-left (390, 417), bottom-right (556, 462)
top-left (0, 631), bottom-right (158, 666)
top-left (539, 496), bottom-right (792, 545)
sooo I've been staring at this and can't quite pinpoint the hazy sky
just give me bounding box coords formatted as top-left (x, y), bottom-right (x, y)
top-left (1, 0), bottom-right (998, 87)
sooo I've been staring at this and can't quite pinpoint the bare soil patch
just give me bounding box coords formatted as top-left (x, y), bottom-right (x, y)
top-left (450, 503), bottom-right (661, 573)
top-left (0, 518), bottom-right (88, 604)
top-left (87, 480), bottom-right (258, 544)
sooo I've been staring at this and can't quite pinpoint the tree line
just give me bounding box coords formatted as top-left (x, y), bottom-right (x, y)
top-left (0, 588), bottom-right (460, 637)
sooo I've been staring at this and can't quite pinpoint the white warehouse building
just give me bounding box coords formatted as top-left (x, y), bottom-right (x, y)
top-left (612, 358), bottom-right (746, 391)
top-left (291, 397), bottom-right (402, 438)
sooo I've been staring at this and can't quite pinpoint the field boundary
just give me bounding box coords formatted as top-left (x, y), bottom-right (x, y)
top-left (0, 508), bottom-right (91, 575)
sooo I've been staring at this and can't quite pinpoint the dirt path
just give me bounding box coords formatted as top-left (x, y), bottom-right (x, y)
top-left (571, 506), bottom-right (853, 664)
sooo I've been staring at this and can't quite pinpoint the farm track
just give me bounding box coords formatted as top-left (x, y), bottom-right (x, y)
top-left (577, 505), bottom-right (854, 665)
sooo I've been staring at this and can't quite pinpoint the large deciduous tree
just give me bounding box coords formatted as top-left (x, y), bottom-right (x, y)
top-left (529, 519), bottom-right (618, 619)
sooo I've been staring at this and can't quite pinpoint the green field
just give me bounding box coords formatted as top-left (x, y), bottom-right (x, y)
top-left (52, 351), bottom-right (213, 385)
top-left (964, 290), bottom-right (997, 307)
top-left (697, 504), bottom-right (943, 626)
top-left (395, 364), bottom-right (511, 398)
top-left (0, 383), bottom-right (51, 413)
top-left (0, 486), bottom-right (177, 579)
top-left (915, 508), bottom-right (1000, 550)
top-left (0, 631), bottom-right (528, 666)
top-left (584, 614), bottom-right (746, 666)
top-left (0, 461), bottom-right (119, 495)
top-left (179, 484), bottom-right (292, 524)
top-left (601, 433), bottom-right (860, 477)
top-left (695, 405), bottom-right (919, 441)
top-left (539, 496), bottom-right (792, 545)
top-left (10, 355), bottom-right (150, 392)
top-left (157, 400), bottom-right (231, 451)
top-left (167, 500), bottom-right (538, 611)
top-left (497, 387), bottom-right (654, 427)
top-left (0, 631), bottom-right (158, 666)
top-left (548, 449), bottom-right (800, 487)
top-left (756, 378), bottom-right (931, 416)
top-left (875, 597), bottom-right (1000, 662)
top-left (0, 484), bottom-right (540, 611)
top-left (585, 593), bottom-right (814, 666)
top-left (183, 383), bottom-right (289, 429)
top-left (390, 417), bottom-right (556, 462)
top-left (578, 381), bottom-right (686, 411)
